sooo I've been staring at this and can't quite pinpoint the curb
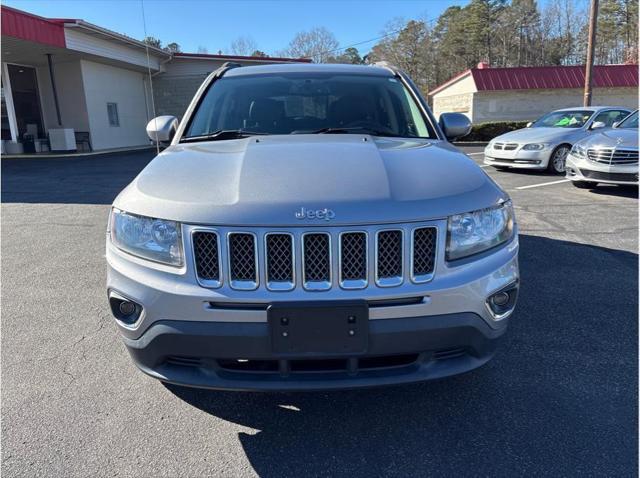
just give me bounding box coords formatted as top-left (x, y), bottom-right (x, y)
top-left (1, 145), bottom-right (155, 160)
top-left (452, 142), bottom-right (488, 147)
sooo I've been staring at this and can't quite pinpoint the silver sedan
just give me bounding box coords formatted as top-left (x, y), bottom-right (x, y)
top-left (484, 106), bottom-right (632, 174)
top-left (566, 110), bottom-right (638, 188)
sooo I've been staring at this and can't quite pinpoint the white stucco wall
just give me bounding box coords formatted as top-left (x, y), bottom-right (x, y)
top-left (472, 87), bottom-right (638, 123)
top-left (80, 59), bottom-right (150, 150)
top-left (431, 74), bottom-right (477, 120)
top-left (43, 60), bottom-right (91, 133)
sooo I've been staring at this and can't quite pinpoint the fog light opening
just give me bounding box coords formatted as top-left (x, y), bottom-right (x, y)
top-left (491, 291), bottom-right (510, 306)
top-left (109, 292), bottom-right (143, 326)
top-left (118, 301), bottom-right (136, 316)
top-left (486, 282), bottom-right (519, 321)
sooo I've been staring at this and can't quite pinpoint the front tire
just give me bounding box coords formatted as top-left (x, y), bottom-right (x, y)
top-left (572, 180), bottom-right (594, 189)
top-left (547, 145), bottom-right (571, 174)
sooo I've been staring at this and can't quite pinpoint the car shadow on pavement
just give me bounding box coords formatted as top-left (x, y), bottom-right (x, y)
top-left (488, 167), bottom-right (553, 178)
top-left (1, 150), bottom-right (155, 205)
top-left (165, 234), bottom-right (638, 477)
top-left (585, 184), bottom-right (638, 199)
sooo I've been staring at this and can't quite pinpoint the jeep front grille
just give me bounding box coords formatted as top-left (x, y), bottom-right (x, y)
top-left (340, 232), bottom-right (368, 289)
top-left (192, 231), bottom-right (221, 287)
top-left (376, 230), bottom-right (403, 286)
top-left (412, 227), bottom-right (437, 283)
top-left (265, 233), bottom-right (294, 291)
top-left (302, 233), bottom-right (331, 290)
top-left (192, 224), bottom-right (438, 291)
top-left (228, 233), bottom-right (258, 290)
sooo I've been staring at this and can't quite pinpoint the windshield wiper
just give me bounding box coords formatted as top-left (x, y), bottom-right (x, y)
top-left (180, 130), bottom-right (268, 143)
top-left (298, 126), bottom-right (400, 137)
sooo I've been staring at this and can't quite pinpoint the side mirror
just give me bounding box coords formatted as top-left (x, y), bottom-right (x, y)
top-left (526, 121), bottom-right (533, 128)
top-left (590, 121), bottom-right (606, 130)
top-left (439, 112), bottom-right (472, 141)
top-left (146, 115), bottom-right (178, 143)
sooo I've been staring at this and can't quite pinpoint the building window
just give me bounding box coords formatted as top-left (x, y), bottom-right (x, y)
top-left (107, 103), bottom-right (119, 127)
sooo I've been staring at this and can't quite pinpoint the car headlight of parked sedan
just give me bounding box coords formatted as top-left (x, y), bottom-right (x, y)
top-left (570, 143), bottom-right (587, 158)
top-left (446, 201), bottom-right (515, 260)
top-left (522, 143), bottom-right (548, 151)
top-left (110, 209), bottom-right (184, 266)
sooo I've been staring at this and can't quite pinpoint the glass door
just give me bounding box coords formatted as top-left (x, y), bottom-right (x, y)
top-left (6, 64), bottom-right (44, 139)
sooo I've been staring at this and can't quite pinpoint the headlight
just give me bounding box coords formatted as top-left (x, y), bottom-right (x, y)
top-left (571, 143), bottom-right (586, 158)
top-left (447, 201), bottom-right (515, 261)
top-left (522, 143), bottom-right (546, 151)
top-left (110, 209), bottom-right (184, 266)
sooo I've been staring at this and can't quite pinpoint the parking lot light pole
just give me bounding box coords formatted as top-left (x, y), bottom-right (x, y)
top-left (583, 0), bottom-right (599, 106)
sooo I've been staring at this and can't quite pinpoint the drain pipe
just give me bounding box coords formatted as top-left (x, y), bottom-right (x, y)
top-left (46, 54), bottom-right (62, 126)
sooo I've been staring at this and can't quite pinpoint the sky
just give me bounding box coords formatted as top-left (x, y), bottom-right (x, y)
top-left (4, 0), bottom-right (470, 56)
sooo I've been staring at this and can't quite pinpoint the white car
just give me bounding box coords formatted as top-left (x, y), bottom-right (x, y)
top-left (566, 110), bottom-right (638, 188)
top-left (484, 106), bottom-right (632, 174)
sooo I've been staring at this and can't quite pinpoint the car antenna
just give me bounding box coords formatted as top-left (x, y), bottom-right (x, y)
top-left (141, 0), bottom-right (160, 155)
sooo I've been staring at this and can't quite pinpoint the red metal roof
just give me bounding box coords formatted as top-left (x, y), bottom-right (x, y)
top-left (1, 6), bottom-right (66, 48)
top-left (174, 52), bottom-right (312, 63)
top-left (430, 64), bottom-right (639, 95)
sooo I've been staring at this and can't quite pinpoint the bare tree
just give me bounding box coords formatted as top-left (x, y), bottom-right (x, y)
top-left (281, 27), bottom-right (339, 62)
top-left (197, 46), bottom-right (209, 54)
top-left (229, 36), bottom-right (259, 56)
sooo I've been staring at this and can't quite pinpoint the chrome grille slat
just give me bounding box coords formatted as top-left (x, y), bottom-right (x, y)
top-left (265, 233), bottom-right (294, 291)
top-left (376, 230), bottom-right (403, 287)
top-left (493, 142), bottom-right (518, 151)
top-left (228, 233), bottom-right (258, 290)
top-left (339, 232), bottom-right (368, 289)
top-left (302, 233), bottom-right (332, 291)
top-left (192, 225), bottom-right (439, 292)
top-left (193, 231), bottom-right (221, 288)
top-left (587, 148), bottom-right (639, 165)
top-left (411, 227), bottom-right (436, 283)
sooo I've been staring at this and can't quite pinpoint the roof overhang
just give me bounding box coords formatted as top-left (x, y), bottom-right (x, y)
top-left (54, 19), bottom-right (171, 59)
top-left (173, 52), bottom-right (312, 63)
top-left (1, 5), bottom-right (66, 48)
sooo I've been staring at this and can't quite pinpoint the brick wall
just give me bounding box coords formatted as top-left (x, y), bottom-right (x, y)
top-left (151, 75), bottom-right (207, 119)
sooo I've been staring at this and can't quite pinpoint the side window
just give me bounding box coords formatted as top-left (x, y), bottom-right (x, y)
top-left (107, 103), bottom-right (119, 127)
top-left (593, 110), bottom-right (629, 127)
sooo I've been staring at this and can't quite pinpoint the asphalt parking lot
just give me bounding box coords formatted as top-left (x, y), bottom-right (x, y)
top-left (2, 145), bottom-right (637, 477)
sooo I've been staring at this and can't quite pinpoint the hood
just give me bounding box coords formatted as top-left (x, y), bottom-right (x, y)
top-left (114, 135), bottom-right (507, 226)
top-left (493, 127), bottom-right (577, 144)
top-left (578, 128), bottom-right (638, 149)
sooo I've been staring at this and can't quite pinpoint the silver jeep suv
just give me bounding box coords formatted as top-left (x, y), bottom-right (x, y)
top-left (106, 63), bottom-right (519, 391)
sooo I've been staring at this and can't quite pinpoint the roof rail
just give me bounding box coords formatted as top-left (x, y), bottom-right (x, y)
top-left (372, 61), bottom-right (399, 74)
top-left (220, 61), bottom-right (242, 70)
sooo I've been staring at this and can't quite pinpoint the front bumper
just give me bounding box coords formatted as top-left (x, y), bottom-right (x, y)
top-left (565, 153), bottom-right (639, 185)
top-left (484, 146), bottom-right (551, 169)
top-left (107, 230), bottom-right (519, 390)
top-left (123, 312), bottom-right (506, 391)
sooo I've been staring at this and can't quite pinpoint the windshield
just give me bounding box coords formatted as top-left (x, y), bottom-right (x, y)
top-left (616, 110), bottom-right (638, 129)
top-left (184, 72), bottom-right (435, 139)
top-left (532, 110), bottom-right (594, 129)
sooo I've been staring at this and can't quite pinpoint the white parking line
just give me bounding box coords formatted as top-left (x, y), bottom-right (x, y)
top-left (479, 164), bottom-right (491, 168)
top-left (515, 179), bottom-right (570, 190)
top-left (466, 152), bottom-right (485, 156)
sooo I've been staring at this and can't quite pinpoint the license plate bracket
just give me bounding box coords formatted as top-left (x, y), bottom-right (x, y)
top-left (268, 301), bottom-right (369, 355)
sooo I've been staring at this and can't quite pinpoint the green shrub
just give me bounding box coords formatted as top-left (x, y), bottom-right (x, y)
top-left (463, 121), bottom-right (529, 142)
